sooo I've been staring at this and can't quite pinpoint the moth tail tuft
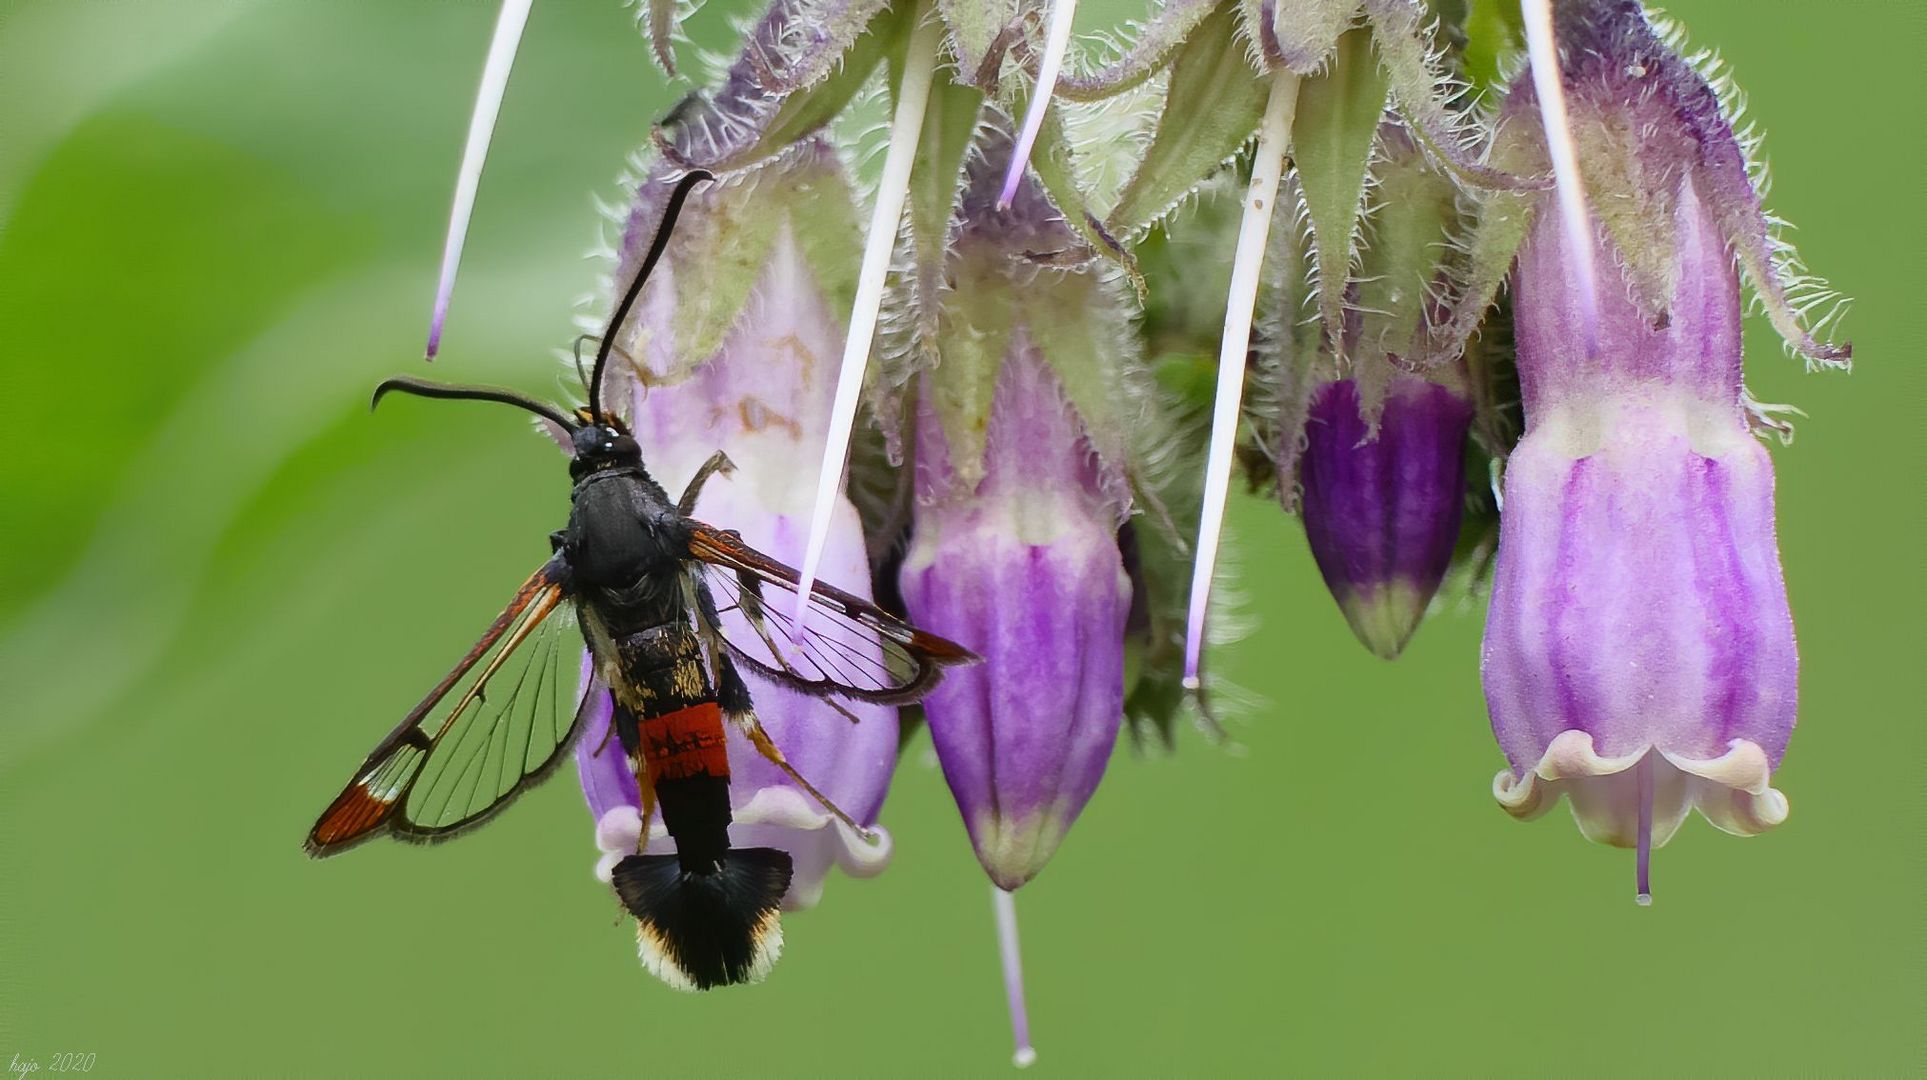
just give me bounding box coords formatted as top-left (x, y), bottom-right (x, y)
top-left (611, 848), bottom-right (792, 991)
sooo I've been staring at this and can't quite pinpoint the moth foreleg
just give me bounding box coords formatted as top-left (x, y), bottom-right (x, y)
top-left (677, 450), bottom-right (736, 515)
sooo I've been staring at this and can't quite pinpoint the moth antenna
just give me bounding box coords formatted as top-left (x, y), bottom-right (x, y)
top-left (572, 333), bottom-right (597, 392)
top-left (588, 168), bottom-right (714, 422)
top-left (372, 375), bottom-right (578, 433)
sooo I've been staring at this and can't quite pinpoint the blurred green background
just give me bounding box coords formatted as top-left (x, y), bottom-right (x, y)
top-left (1, 2), bottom-right (1920, 1075)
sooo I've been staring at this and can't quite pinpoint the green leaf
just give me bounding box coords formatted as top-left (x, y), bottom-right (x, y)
top-left (1437, 185), bottom-right (1533, 363)
top-left (1429, 110), bottom-right (1540, 361)
top-left (1291, 25), bottom-right (1389, 353)
top-left (1024, 95), bottom-right (1146, 294)
top-left (1365, 0), bottom-right (1536, 190)
top-left (1355, 139), bottom-right (1457, 364)
top-left (938, 0), bottom-right (1020, 86)
top-left (662, 188), bottom-right (786, 376)
top-left (928, 247), bottom-right (1019, 492)
top-left (1056, 0), bottom-right (1219, 102)
top-left (1257, 177), bottom-right (1325, 496)
top-left (1105, 2), bottom-right (1268, 241)
top-left (1458, 0), bottom-right (1524, 94)
top-left (906, 76), bottom-right (987, 360)
top-left (784, 159), bottom-right (864, 326)
top-left (1026, 270), bottom-right (1133, 470)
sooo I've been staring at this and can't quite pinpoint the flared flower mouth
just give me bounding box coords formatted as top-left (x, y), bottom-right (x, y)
top-left (1495, 730), bottom-right (1790, 839)
top-left (592, 793), bottom-right (893, 912)
top-left (1495, 731), bottom-right (1790, 902)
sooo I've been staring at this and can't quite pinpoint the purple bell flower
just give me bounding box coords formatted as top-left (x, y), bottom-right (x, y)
top-left (892, 131), bottom-right (1136, 894)
top-left (899, 347), bottom-right (1131, 892)
top-left (1299, 376), bottom-right (1473, 659)
top-left (1482, 0), bottom-right (1849, 902)
top-left (574, 148), bottom-right (893, 914)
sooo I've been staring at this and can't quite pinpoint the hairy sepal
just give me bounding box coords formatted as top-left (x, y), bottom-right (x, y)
top-left (1104, 3), bottom-right (1268, 243)
top-left (1292, 26), bottom-right (1390, 358)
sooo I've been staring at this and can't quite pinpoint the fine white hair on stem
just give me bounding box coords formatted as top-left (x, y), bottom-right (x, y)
top-left (426, 0), bottom-right (536, 359)
top-left (792, 13), bottom-right (943, 627)
top-left (1182, 70), bottom-right (1299, 688)
top-left (1520, 0), bottom-right (1598, 349)
top-left (998, 0), bottom-right (1081, 210)
top-left (993, 887), bottom-right (1037, 1069)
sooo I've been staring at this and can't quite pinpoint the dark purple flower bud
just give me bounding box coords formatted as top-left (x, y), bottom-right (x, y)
top-left (1299, 376), bottom-right (1473, 658)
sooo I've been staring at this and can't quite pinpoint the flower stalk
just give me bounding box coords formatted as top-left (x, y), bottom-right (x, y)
top-left (1519, 0), bottom-right (1599, 349)
top-left (998, 0), bottom-right (1080, 210)
top-left (426, 0), bottom-right (534, 358)
top-left (794, 9), bottom-right (945, 628)
top-left (1182, 69), bottom-right (1298, 687)
top-left (993, 886), bottom-right (1037, 1068)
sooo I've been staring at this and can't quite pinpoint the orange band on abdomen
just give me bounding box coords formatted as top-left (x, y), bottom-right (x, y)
top-left (638, 702), bottom-right (730, 785)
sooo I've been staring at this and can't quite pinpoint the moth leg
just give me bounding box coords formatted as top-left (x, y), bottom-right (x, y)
top-left (701, 574), bottom-right (857, 723)
top-left (635, 771), bottom-right (658, 857)
top-left (610, 700), bottom-right (660, 856)
top-left (694, 566), bottom-right (823, 693)
top-left (682, 575), bottom-right (876, 839)
top-left (677, 450), bottom-right (737, 516)
top-left (715, 647), bottom-right (877, 842)
top-left (729, 567), bottom-right (827, 689)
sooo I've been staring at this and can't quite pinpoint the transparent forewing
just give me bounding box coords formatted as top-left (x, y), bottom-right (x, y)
top-left (685, 523), bottom-right (979, 705)
top-left (393, 601), bottom-right (583, 836)
top-left (307, 559), bottom-right (587, 854)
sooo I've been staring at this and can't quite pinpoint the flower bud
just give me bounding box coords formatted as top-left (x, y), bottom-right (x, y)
top-left (894, 137), bottom-right (1135, 891)
top-left (1299, 376), bottom-right (1473, 658)
top-left (1281, 121), bottom-right (1479, 659)
top-left (900, 350), bottom-right (1131, 891)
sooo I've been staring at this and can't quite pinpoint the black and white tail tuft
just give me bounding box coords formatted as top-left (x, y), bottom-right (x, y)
top-left (610, 848), bottom-right (793, 991)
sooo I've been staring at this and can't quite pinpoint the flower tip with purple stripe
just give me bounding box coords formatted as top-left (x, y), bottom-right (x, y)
top-left (1298, 378), bottom-right (1473, 660)
top-left (424, 286), bottom-right (451, 359)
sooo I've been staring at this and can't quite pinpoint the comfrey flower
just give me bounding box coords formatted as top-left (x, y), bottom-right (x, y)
top-left (1264, 125), bottom-right (1479, 658)
top-left (895, 133), bottom-right (1137, 891)
top-left (1297, 376), bottom-right (1472, 657)
top-left (574, 146), bottom-right (895, 931)
top-left (900, 344), bottom-right (1130, 892)
top-left (891, 130), bottom-right (1140, 1065)
top-left (1472, 0), bottom-right (1849, 901)
top-left (1049, 0), bottom-right (1530, 685)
